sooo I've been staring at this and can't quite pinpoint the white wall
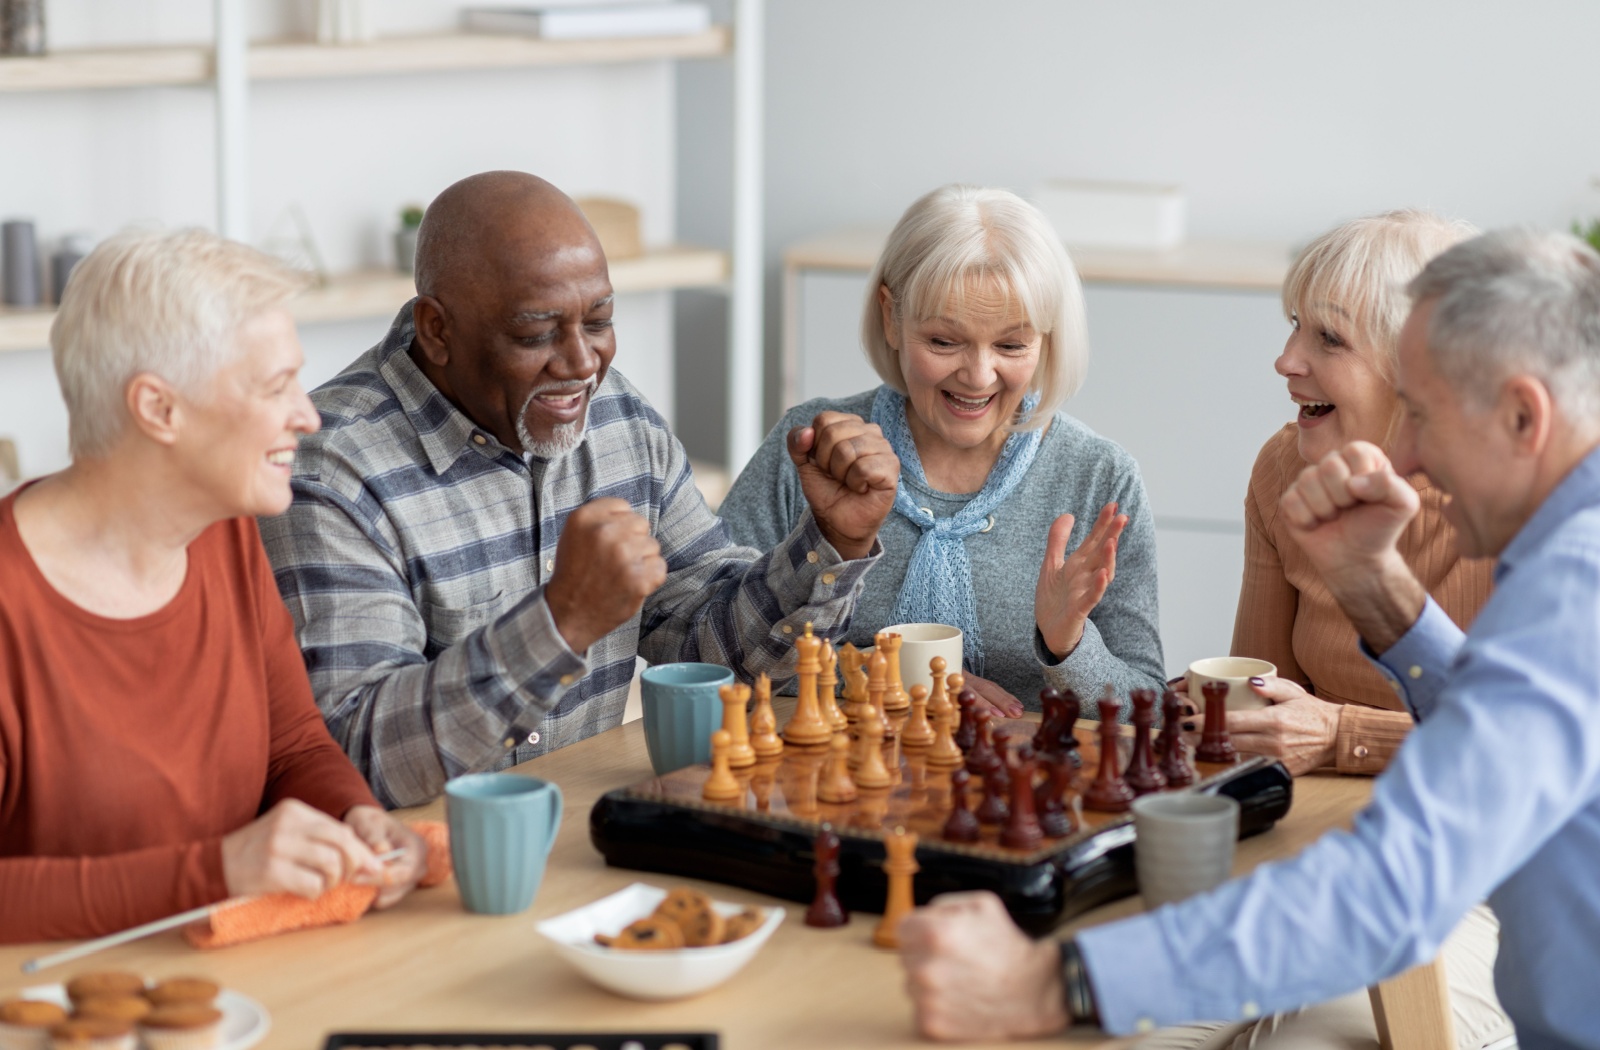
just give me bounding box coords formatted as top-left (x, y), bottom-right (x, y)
top-left (0, 0), bottom-right (679, 478)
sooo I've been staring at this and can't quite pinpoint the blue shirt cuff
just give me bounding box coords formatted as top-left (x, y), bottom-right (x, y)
top-left (1360, 597), bottom-right (1462, 722)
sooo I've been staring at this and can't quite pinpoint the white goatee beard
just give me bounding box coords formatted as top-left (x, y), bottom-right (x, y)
top-left (516, 384), bottom-right (593, 460)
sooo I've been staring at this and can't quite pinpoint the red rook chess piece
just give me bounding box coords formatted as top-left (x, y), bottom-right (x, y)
top-left (1124, 689), bottom-right (1166, 796)
top-left (1196, 679), bottom-right (1237, 764)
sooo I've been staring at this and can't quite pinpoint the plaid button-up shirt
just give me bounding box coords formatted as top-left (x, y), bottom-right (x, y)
top-left (260, 303), bottom-right (877, 808)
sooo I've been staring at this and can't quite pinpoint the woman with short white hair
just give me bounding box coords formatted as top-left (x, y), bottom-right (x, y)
top-left (0, 228), bottom-right (425, 942)
top-left (721, 184), bottom-right (1164, 711)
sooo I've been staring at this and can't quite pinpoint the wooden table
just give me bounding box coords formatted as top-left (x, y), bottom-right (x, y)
top-left (0, 720), bottom-right (1372, 1050)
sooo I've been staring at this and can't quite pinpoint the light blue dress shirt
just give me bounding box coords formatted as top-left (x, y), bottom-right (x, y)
top-left (1078, 444), bottom-right (1600, 1050)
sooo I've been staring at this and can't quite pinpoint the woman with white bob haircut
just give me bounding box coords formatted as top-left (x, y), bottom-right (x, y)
top-left (721, 184), bottom-right (1164, 712)
top-left (0, 228), bottom-right (425, 942)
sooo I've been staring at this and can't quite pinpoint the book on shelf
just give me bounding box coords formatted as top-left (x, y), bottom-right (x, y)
top-left (461, 3), bottom-right (712, 40)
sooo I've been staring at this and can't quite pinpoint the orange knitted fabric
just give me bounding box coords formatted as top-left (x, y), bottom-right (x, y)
top-left (183, 820), bottom-right (451, 949)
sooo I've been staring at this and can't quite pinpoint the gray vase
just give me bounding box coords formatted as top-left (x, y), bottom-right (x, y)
top-left (394, 227), bottom-right (419, 276)
top-left (2, 220), bottom-right (40, 307)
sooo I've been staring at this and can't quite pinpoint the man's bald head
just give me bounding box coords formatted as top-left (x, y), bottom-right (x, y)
top-left (407, 170), bottom-right (618, 459)
top-left (413, 171), bottom-right (601, 300)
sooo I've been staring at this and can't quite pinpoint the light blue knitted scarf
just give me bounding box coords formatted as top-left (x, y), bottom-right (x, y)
top-left (870, 385), bottom-right (1043, 678)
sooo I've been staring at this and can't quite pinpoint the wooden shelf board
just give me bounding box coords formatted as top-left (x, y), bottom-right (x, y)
top-left (0, 247), bottom-right (727, 354)
top-left (0, 27), bottom-right (729, 93)
top-left (785, 226), bottom-right (1294, 292)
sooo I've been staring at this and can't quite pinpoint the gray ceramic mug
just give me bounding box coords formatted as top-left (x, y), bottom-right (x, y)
top-left (640, 662), bottom-right (733, 775)
top-left (445, 772), bottom-right (563, 915)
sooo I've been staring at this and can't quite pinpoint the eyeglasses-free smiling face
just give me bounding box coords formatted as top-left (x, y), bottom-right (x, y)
top-left (882, 274), bottom-right (1042, 482)
top-left (1275, 302), bottom-right (1398, 465)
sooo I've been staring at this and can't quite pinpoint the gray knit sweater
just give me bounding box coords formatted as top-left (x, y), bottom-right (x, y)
top-left (718, 388), bottom-right (1165, 713)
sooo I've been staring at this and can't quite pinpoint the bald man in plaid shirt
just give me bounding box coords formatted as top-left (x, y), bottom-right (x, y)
top-left (261, 172), bottom-right (898, 807)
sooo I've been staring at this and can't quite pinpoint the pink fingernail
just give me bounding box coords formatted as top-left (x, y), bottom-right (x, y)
top-left (1249, 677), bottom-right (1266, 686)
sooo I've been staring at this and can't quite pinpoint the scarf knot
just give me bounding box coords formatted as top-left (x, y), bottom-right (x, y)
top-left (870, 386), bottom-right (1043, 678)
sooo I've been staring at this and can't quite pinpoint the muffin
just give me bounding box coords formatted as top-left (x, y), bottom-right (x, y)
top-left (45, 1018), bottom-right (134, 1050)
top-left (66, 999), bottom-right (149, 1026)
top-left (140, 981), bottom-right (218, 1010)
top-left (61, 976), bottom-right (143, 1009)
top-left (0, 1000), bottom-right (69, 1050)
top-left (137, 1006), bottom-right (223, 1050)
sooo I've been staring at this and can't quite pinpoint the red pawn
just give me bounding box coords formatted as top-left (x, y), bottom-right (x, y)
top-left (954, 689), bottom-right (979, 752)
top-left (1158, 688), bottom-right (1195, 787)
top-left (1124, 689), bottom-right (1167, 795)
top-left (1083, 692), bottom-right (1136, 813)
top-left (1035, 752), bottom-right (1077, 838)
top-left (942, 768), bottom-right (981, 844)
top-left (1196, 679), bottom-right (1237, 764)
top-left (805, 825), bottom-right (848, 928)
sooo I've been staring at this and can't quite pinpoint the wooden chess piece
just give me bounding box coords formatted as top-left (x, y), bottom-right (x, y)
top-left (702, 729), bottom-right (743, 802)
top-left (854, 709), bottom-right (893, 791)
top-left (1124, 688), bottom-right (1166, 795)
top-left (783, 745), bottom-right (825, 819)
top-left (1196, 679), bottom-right (1238, 764)
top-left (975, 764), bottom-right (1009, 825)
top-left (1034, 687), bottom-right (1065, 753)
top-left (1083, 694), bottom-right (1136, 813)
top-left (873, 827), bottom-right (919, 949)
top-left (749, 760), bottom-right (778, 812)
top-left (901, 684), bottom-right (935, 748)
top-left (927, 656), bottom-right (953, 728)
top-left (749, 673), bottom-right (784, 760)
top-left (1159, 688), bottom-right (1195, 787)
top-left (879, 632), bottom-right (911, 714)
top-left (806, 826), bottom-right (848, 928)
top-left (783, 623), bottom-right (834, 746)
top-left (718, 682), bottom-right (757, 769)
top-left (1000, 746), bottom-right (1044, 851)
top-left (925, 685), bottom-right (965, 769)
top-left (965, 710), bottom-right (1001, 778)
top-left (953, 682), bottom-right (978, 752)
top-left (1036, 752), bottom-right (1077, 838)
top-left (819, 639), bottom-right (849, 732)
top-left (818, 732), bottom-right (858, 804)
top-left (941, 768), bottom-right (982, 843)
top-left (839, 643), bottom-right (869, 724)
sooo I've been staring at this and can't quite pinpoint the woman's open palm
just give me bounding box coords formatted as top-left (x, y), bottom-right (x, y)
top-left (1035, 503), bottom-right (1126, 660)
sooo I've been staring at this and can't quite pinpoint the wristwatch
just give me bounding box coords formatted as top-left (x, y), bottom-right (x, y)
top-left (1058, 940), bottom-right (1101, 1027)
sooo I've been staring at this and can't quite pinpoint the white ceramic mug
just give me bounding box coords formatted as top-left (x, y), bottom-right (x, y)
top-left (881, 623), bottom-right (964, 694)
top-left (1187, 656), bottom-right (1277, 711)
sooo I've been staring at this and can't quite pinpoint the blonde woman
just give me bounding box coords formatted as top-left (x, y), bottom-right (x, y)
top-left (1158, 212), bottom-right (1511, 1049)
top-left (721, 184), bottom-right (1164, 713)
top-left (0, 229), bottom-right (425, 942)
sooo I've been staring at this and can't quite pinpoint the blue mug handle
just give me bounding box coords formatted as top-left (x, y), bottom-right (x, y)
top-left (540, 781), bottom-right (564, 856)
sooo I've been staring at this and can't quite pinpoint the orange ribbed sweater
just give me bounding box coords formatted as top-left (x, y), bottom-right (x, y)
top-left (0, 490), bottom-right (378, 942)
top-left (1230, 425), bottom-right (1494, 773)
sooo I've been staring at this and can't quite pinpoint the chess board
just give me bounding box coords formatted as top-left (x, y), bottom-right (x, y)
top-left (589, 719), bottom-right (1292, 935)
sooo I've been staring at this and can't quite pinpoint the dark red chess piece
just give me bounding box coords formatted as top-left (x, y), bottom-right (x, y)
top-left (1124, 689), bottom-right (1167, 796)
top-left (1159, 688), bottom-right (1195, 787)
top-left (941, 768), bottom-right (981, 844)
top-left (1196, 679), bottom-right (1238, 764)
top-left (975, 765), bottom-right (1009, 825)
top-left (1083, 694), bottom-right (1136, 813)
top-left (1035, 752), bottom-right (1077, 838)
top-left (1000, 746), bottom-right (1044, 851)
top-left (805, 825), bottom-right (848, 928)
top-left (1034, 688), bottom-right (1065, 752)
top-left (954, 688), bottom-right (979, 752)
top-left (965, 711), bottom-right (1002, 779)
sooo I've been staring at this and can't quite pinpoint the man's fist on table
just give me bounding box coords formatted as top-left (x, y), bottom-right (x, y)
top-left (787, 411), bottom-right (899, 561)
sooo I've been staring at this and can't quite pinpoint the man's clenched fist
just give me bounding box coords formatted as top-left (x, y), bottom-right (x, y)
top-left (546, 498), bottom-right (667, 653)
top-left (788, 411), bottom-right (899, 561)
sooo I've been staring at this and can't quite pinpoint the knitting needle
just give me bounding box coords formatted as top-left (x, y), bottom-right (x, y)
top-left (21, 848), bottom-right (408, 974)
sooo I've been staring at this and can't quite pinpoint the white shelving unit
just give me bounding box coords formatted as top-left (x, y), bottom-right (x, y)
top-left (0, 2), bottom-right (765, 469)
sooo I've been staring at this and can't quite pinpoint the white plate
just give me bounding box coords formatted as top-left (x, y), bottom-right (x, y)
top-left (23, 985), bottom-right (270, 1050)
top-left (536, 883), bottom-right (784, 1001)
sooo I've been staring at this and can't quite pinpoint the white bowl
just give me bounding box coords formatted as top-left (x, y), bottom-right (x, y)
top-left (535, 883), bottom-right (784, 1001)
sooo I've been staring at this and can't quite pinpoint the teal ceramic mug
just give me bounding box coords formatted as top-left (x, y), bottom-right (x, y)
top-left (445, 772), bottom-right (563, 915)
top-left (640, 662), bottom-right (734, 775)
